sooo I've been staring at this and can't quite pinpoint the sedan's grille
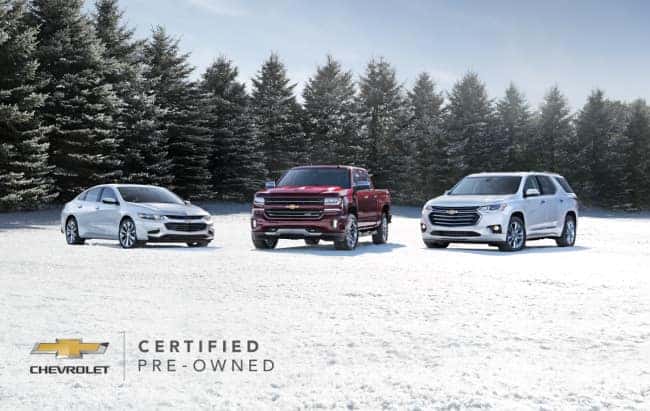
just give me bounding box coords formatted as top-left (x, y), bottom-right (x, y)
top-left (429, 206), bottom-right (480, 227)
top-left (165, 222), bottom-right (207, 232)
top-left (164, 215), bottom-right (204, 220)
top-left (265, 209), bottom-right (323, 220)
top-left (263, 197), bottom-right (324, 206)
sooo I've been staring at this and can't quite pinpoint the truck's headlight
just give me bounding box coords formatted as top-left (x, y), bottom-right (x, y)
top-left (478, 204), bottom-right (507, 212)
top-left (253, 195), bottom-right (265, 206)
top-left (138, 213), bottom-right (161, 220)
top-left (324, 197), bottom-right (342, 206)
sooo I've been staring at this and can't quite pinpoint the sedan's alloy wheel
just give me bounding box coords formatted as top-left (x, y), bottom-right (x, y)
top-left (65, 219), bottom-right (78, 244)
top-left (119, 219), bottom-right (137, 248)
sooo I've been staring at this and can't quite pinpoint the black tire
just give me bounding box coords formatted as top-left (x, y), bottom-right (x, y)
top-left (187, 241), bottom-right (210, 247)
top-left (64, 217), bottom-right (85, 245)
top-left (372, 212), bottom-right (389, 244)
top-left (253, 237), bottom-right (278, 250)
top-left (499, 216), bottom-right (526, 252)
top-left (118, 217), bottom-right (139, 249)
top-left (334, 214), bottom-right (359, 250)
top-left (424, 240), bottom-right (449, 248)
top-left (556, 215), bottom-right (576, 247)
top-left (304, 238), bottom-right (320, 246)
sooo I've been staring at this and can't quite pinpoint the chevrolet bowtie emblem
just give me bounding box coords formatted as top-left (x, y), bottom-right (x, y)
top-left (287, 204), bottom-right (298, 210)
top-left (31, 339), bottom-right (109, 359)
top-left (447, 209), bottom-right (458, 215)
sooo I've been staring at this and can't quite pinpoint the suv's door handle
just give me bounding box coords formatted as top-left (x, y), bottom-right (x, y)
top-left (95, 206), bottom-right (100, 210)
top-left (77, 205), bottom-right (82, 209)
top-left (541, 200), bottom-right (546, 204)
top-left (559, 199), bottom-right (564, 203)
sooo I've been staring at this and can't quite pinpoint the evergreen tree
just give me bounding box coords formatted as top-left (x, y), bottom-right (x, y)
top-left (30, 0), bottom-right (121, 200)
top-left (93, 0), bottom-right (170, 185)
top-left (496, 83), bottom-right (532, 170)
top-left (250, 53), bottom-right (307, 178)
top-left (405, 72), bottom-right (449, 200)
top-left (357, 57), bottom-right (409, 194)
top-left (445, 72), bottom-right (495, 177)
top-left (144, 26), bottom-right (211, 198)
top-left (303, 55), bottom-right (360, 165)
top-left (622, 100), bottom-right (650, 209)
top-left (535, 86), bottom-right (574, 173)
top-left (201, 56), bottom-right (267, 199)
top-left (0, 0), bottom-right (55, 210)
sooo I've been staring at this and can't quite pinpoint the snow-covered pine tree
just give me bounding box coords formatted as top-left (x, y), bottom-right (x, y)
top-left (535, 86), bottom-right (574, 173)
top-left (0, 0), bottom-right (55, 210)
top-left (496, 83), bottom-right (533, 171)
top-left (445, 72), bottom-right (496, 178)
top-left (30, 0), bottom-right (121, 201)
top-left (201, 56), bottom-right (267, 200)
top-left (144, 26), bottom-right (211, 199)
top-left (622, 100), bottom-right (650, 209)
top-left (357, 57), bottom-right (410, 194)
top-left (93, 0), bottom-right (171, 185)
top-left (303, 55), bottom-right (360, 166)
top-left (250, 53), bottom-right (307, 178)
top-left (406, 72), bottom-right (449, 201)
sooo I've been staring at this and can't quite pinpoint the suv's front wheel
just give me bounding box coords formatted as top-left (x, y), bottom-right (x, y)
top-left (499, 216), bottom-right (526, 252)
top-left (556, 215), bottom-right (576, 247)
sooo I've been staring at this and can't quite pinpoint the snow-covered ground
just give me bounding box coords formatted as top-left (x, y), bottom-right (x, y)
top-left (1, 203), bottom-right (649, 410)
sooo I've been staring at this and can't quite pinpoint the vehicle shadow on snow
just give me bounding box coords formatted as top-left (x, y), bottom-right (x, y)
top-left (256, 241), bottom-right (406, 255)
top-left (428, 244), bottom-right (590, 255)
top-left (85, 241), bottom-right (221, 251)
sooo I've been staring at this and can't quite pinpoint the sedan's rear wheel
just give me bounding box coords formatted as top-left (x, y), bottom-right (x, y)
top-left (65, 217), bottom-right (84, 245)
top-left (119, 218), bottom-right (139, 249)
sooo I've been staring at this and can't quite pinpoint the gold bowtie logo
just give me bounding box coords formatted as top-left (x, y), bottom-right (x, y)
top-left (31, 339), bottom-right (109, 359)
top-left (287, 204), bottom-right (298, 210)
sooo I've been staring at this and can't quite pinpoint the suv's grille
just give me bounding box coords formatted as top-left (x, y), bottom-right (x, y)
top-left (264, 197), bottom-right (324, 206)
top-left (429, 206), bottom-right (480, 227)
top-left (165, 222), bottom-right (207, 232)
top-left (431, 230), bottom-right (481, 237)
top-left (164, 215), bottom-right (204, 220)
top-left (265, 209), bottom-right (323, 220)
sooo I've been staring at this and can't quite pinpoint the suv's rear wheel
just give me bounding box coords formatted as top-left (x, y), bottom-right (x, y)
top-left (499, 216), bottom-right (526, 252)
top-left (556, 215), bottom-right (576, 247)
top-left (304, 238), bottom-right (320, 246)
top-left (65, 217), bottom-right (85, 245)
top-left (335, 214), bottom-right (358, 250)
top-left (253, 237), bottom-right (278, 250)
top-left (424, 240), bottom-right (449, 249)
top-left (372, 212), bottom-right (389, 244)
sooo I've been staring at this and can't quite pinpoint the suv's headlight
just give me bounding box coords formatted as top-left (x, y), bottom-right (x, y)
top-left (324, 197), bottom-right (342, 207)
top-left (202, 215), bottom-right (212, 223)
top-left (478, 204), bottom-right (507, 212)
top-left (138, 213), bottom-right (161, 220)
top-left (253, 195), bottom-right (265, 206)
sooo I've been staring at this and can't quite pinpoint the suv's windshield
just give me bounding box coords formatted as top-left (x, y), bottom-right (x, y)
top-left (278, 168), bottom-right (351, 188)
top-left (117, 187), bottom-right (183, 204)
top-left (449, 176), bottom-right (522, 195)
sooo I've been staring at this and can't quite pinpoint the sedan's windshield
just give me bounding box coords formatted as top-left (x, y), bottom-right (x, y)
top-left (117, 187), bottom-right (183, 204)
top-left (449, 176), bottom-right (522, 195)
top-left (278, 168), bottom-right (351, 188)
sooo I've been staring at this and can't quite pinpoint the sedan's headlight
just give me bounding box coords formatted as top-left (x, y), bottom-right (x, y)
top-left (324, 197), bottom-right (342, 207)
top-left (253, 195), bottom-right (265, 206)
top-left (478, 204), bottom-right (507, 212)
top-left (202, 215), bottom-right (212, 223)
top-left (138, 213), bottom-right (161, 220)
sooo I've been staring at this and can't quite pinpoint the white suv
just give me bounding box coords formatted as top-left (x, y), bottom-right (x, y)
top-left (420, 172), bottom-right (578, 251)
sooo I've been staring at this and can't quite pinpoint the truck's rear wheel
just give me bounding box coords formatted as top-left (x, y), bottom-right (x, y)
top-left (335, 214), bottom-right (358, 250)
top-left (304, 238), bottom-right (320, 246)
top-left (372, 213), bottom-right (389, 244)
top-left (253, 237), bottom-right (278, 250)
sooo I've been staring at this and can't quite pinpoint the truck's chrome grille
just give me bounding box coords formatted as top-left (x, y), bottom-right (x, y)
top-left (429, 206), bottom-right (480, 227)
top-left (165, 222), bottom-right (207, 232)
top-left (263, 197), bottom-right (324, 206)
top-left (265, 209), bottom-right (323, 220)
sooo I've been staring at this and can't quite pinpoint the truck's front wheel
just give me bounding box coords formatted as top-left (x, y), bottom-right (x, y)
top-left (253, 236), bottom-right (278, 250)
top-left (335, 214), bottom-right (358, 250)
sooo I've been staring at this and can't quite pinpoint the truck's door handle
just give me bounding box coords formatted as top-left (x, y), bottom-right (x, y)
top-left (363, 195), bottom-right (369, 199)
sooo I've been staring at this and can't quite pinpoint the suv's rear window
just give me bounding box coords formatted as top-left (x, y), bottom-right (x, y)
top-left (449, 176), bottom-right (522, 195)
top-left (554, 176), bottom-right (575, 193)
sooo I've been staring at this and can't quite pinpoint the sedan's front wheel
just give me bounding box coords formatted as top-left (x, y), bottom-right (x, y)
top-left (119, 218), bottom-right (139, 249)
top-left (65, 217), bottom-right (85, 245)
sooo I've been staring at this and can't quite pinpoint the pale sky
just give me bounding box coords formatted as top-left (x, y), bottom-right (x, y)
top-left (96, 0), bottom-right (650, 109)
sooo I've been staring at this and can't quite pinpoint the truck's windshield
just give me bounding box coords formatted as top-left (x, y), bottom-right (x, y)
top-left (449, 176), bottom-right (522, 195)
top-left (278, 168), bottom-right (351, 188)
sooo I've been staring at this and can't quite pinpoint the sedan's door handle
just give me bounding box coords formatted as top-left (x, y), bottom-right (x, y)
top-left (541, 200), bottom-right (546, 204)
top-left (95, 206), bottom-right (100, 210)
top-left (77, 205), bottom-right (83, 209)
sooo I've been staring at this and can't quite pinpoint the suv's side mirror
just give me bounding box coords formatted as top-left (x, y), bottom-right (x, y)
top-left (102, 197), bottom-right (118, 205)
top-left (265, 181), bottom-right (276, 189)
top-left (525, 188), bottom-right (540, 197)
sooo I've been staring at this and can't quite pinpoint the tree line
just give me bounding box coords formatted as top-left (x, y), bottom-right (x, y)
top-left (1, 0), bottom-right (649, 211)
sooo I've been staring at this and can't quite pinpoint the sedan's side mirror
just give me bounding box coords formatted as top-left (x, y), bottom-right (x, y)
top-left (184, 200), bottom-right (191, 205)
top-left (444, 190), bottom-right (450, 195)
top-left (525, 188), bottom-right (541, 197)
top-left (265, 181), bottom-right (276, 189)
top-left (102, 197), bottom-right (118, 205)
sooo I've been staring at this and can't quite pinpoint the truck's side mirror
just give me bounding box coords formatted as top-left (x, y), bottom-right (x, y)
top-left (525, 188), bottom-right (540, 197)
top-left (354, 181), bottom-right (371, 191)
top-left (265, 181), bottom-right (276, 189)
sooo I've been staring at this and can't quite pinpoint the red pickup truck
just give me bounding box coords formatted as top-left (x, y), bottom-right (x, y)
top-left (251, 165), bottom-right (391, 250)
